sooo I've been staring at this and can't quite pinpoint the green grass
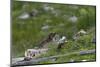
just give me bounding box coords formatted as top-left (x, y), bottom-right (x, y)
top-left (12, 1), bottom-right (96, 64)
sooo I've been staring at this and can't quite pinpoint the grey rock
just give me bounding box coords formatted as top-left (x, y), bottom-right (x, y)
top-left (18, 12), bottom-right (30, 19)
top-left (69, 16), bottom-right (78, 23)
top-left (18, 9), bottom-right (38, 20)
top-left (41, 25), bottom-right (50, 31)
top-left (70, 59), bottom-right (75, 62)
top-left (43, 4), bottom-right (54, 12)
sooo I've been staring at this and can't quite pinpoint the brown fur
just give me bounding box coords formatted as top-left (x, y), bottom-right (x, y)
top-left (39, 32), bottom-right (56, 48)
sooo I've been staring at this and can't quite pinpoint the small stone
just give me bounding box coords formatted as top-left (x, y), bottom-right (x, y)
top-left (41, 25), bottom-right (50, 31)
top-left (18, 12), bottom-right (30, 19)
top-left (70, 59), bottom-right (75, 62)
top-left (69, 16), bottom-right (78, 23)
top-left (81, 60), bottom-right (87, 62)
top-left (18, 9), bottom-right (38, 20)
top-left (51, 58), bottom-right (57, 62)
top-left (43, 5), bottom-right (54, 11)
top-left (80, 51), bottom-right (86, 55)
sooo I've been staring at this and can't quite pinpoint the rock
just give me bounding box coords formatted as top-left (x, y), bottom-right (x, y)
top-left (69, 16), bottom-right (78, 23)
top-left (18, 9), bottom-right (38, 19)
top-left (92, 37), bottom-right (96, 44)
top-left (51, 10), bottom-right (59, 17)
top-left (81, 60), bottom-right (87, 62)
top-left (73, 29), bottom-right (87, 40)
top-left (77, 29), bottom-right (87, 34)
top-left (41, 25), bottom-right (50, 31)
top-left (43, 4), bottom-right (54, 12)
top-left (18, 12), bottom-right (30, 19)
top-left (30, 9), bottom-right (38, 17)
top-left (12, 57), bottom-right (24, 64)
top-left (43, 4), bottom-right (59, 16)
top-left (70, 59), bottom-right (75, 62)
top-left (24, 48), bottom-right (48, 60)
top-left (51, 58), bottom-right (57, 62)
top-left (79, 51), bottom-right (86, 55)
